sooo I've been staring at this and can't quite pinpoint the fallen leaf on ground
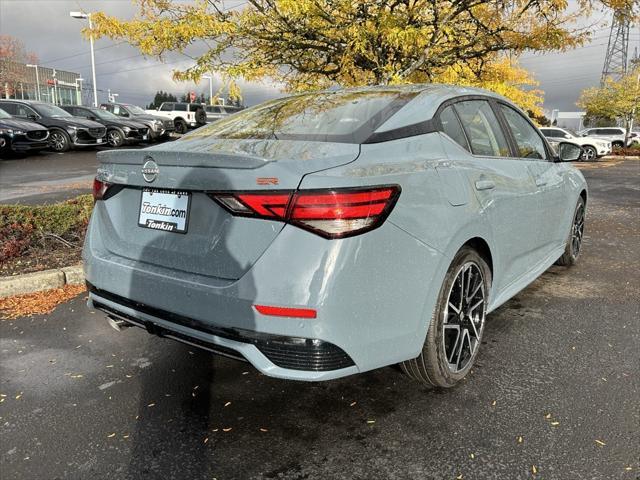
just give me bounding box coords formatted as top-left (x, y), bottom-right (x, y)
top-left (259, 428), bottom-right (268, 432)
top-left (224, 401), bottom-right (231, 407)
top-left (222, 428), bottom-right (232, 432)
top-left (366, 420), bottom-right (375, 424)
top-left (491, 400), bottom-right (497, 406)
top-left (107, 433), bottom-right (115, 438)
top-left (0, 284), bottom-right (86, 319)
top-left (551, 422), bottom-right (560, 426)
top-left (532, 465), bottom-right (537, 474)
top-left (350, 401), bottom-right (357, 407)
top-left (518, 436), bottom-right (523, 443)
top-left (595, 439), bottom-right (606, 446)
top-left (147, 403), bottom-right (155, 407)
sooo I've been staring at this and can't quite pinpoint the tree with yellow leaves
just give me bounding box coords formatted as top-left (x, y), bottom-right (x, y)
top-left (88, 0), bottom-right (638, 114)
top-left (578, 68), bottom-right (640, 145)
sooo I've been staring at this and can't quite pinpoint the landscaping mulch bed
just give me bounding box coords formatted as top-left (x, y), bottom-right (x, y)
top-left (0, 246), bottom-right (82, 277)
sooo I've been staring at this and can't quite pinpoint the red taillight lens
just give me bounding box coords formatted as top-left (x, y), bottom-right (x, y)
top-left (211, 185), bottom-right (400, 238)
top-left (92, 178), bottom-right (111, 201)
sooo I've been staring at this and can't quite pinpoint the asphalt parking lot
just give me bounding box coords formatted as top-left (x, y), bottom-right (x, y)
top-left (0, 158), bottom-right (638, 480)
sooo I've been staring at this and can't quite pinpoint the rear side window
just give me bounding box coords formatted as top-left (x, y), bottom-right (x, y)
top-left (174, 104), bottom-right (187, 112)
top-left (439, 105), bottom-right (469, 151)
top-left (0, 103), bottom-right (17, 115)
top-left (455, 100), bottom-right (509, 157)
top-left (499, 105), bottom-right (547, 160)
top-left (542, 129), bottom-right (565, 138)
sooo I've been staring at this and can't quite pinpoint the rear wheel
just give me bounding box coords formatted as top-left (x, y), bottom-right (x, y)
top-left (174, 119), bottom-right (188, 134)
top-left (402, 247), bottom-right (491, 388)
top-left (612, 141), bottom-right (624, 150)
top-left (106, 128), bottom-right (125, 148)
top-left (556, 196), bottom-right (585, 266)
top-left (581, 145), bottom-right (597, 162)
top-left (48, 129), bottom-right (70, 152)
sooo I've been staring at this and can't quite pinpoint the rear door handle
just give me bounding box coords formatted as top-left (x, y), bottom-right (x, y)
top-left (475, 180), bottom-right (495, 191)
top-left (535, 177), bottom-right (547, 187)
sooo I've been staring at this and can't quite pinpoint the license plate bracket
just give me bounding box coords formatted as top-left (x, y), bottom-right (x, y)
top-left (138, 188), bottom-right (191, 234)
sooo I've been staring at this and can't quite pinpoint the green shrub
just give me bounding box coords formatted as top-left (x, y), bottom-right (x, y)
top-left (0, 195), bottom-right (94, 262)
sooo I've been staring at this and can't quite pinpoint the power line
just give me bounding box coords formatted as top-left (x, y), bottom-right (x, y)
top-left (40, 41), bottom-right (127, 65)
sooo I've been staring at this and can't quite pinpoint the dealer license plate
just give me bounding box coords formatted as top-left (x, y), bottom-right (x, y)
top-left (138, 189), bottom-right (191, 234)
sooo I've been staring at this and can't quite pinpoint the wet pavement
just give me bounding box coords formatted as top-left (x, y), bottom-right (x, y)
top-left (0, 158), bottom-right (638, 479)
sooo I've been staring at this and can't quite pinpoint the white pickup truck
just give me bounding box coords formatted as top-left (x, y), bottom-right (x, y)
top-left (145, 102), bottom-right (207, 134)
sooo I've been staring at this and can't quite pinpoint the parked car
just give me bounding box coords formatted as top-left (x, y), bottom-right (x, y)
top-left (85, 85), bottom-right (586, 386)
top-left (0, 100), bottom-right (106, 152)
top-left (146, 102), bottom-right (207, 134)
top-left (0, 107), bottom-right (50, 158)
top-left (61, 105), bottom-right (150, 148)
top-left (100, 103), bottom-right (175, 141)
top-left (577, 127), bottom-right (634, 149)
top-left (539, 127), bottom-right (611, 161)
top-left (204, 104), bottom-right (245, 123)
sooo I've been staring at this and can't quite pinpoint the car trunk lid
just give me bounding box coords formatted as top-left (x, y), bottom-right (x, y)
top-left (93, 138), bottom-right (359, 280)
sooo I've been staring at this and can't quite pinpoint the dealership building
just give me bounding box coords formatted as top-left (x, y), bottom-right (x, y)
top-left (1, 61), bottom-right (83, 106)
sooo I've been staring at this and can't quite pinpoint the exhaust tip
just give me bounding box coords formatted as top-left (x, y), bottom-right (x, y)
top-left (107, 315), bottom-right (131, 332)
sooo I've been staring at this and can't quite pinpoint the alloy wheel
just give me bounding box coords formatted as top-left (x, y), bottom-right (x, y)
top-left (49, 132), bottom-right (65, 151)
top-left (571, 203), bottom-right (585, 257)
top-left (442, 262), bottom-right (486, 373)
top-left (108, 131), bottom-right (122, 147)
top-left (582, 146), bottom-right (596, 162)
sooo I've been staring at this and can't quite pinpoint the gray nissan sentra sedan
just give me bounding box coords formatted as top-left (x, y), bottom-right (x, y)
top-left (84, 84), bottom-right (587, 386)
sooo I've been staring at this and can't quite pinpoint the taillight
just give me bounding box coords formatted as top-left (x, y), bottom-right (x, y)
top-left (211, 185), bottom-right (400, 238)
top-left (92, 178), bottom-right (111, 201)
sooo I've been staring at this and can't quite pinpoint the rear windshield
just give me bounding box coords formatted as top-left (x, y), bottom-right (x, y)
top-left (184, 90), bottom-right (416, 144)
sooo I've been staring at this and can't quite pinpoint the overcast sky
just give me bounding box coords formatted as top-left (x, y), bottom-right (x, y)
top-left (1, 0), bottom-right (639, 113)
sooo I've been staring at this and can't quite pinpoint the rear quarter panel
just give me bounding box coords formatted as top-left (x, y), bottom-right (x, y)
top-left (298, 133), bottom-right (496, 366)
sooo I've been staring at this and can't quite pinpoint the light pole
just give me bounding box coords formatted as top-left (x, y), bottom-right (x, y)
top-left (70, 11), bottom-right (98, 107)
top-left (26, 64), bottom-right (40, 101)
top-left (202, 75), bottom-right (213, 105)
top-left (75, 77), bottom-right (84, 105)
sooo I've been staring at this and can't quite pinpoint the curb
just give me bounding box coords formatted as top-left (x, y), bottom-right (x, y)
top-left (0, 264), bottom-right (84, 298)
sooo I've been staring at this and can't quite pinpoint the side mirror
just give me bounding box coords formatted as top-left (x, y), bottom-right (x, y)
top-left (557, 142), bottom-right (583, 162)
top-left (89, 116), bottom-right (97, 121)
top-left (27, 114), bottom-right (38, 121)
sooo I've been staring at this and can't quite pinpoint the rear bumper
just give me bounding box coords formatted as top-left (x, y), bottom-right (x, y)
top-left (87, 283), bottom-right (356, 378)
top-left (83, 216), bottom-right (446, 381)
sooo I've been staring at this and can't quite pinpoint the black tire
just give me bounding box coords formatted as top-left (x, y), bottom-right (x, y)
top-left (106, 128), bottom-right (125, 148)
top-left (581, 145), bottom-right (597, 162)
top-left (48, 129), bottom-right (71, 152)
top-left (194, 107), bottom-right (207, 126)
top-left (555, 196), bottom-right (585, 266)
top-left (402, 246), bottom-right (491, 388)
top-left (174, 119), bottom-right (188, 134)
